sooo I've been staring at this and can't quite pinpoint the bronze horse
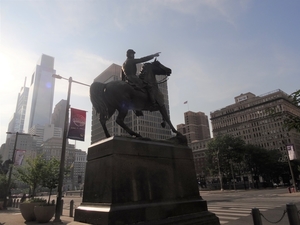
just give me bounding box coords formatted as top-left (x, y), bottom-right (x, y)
top-left (90, 60), bottom-right (180, 138)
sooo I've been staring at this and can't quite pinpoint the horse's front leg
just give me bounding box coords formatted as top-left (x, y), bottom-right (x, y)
top-left (116, 110), bottom-right (142, 137)
top-left (159, 105), bottom-right (179, 134)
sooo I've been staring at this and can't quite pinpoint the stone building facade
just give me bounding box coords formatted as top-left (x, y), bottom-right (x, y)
top-left (210, 89), bottom-right (300, 159)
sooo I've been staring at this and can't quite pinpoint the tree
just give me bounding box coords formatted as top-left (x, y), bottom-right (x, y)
top-left (0, 155), bottom-right (16, 201)
top-left (0, 174), bottom-right (8, 201)
top-left (243, 145), bottom-right (285, 188)
top-left (284, 90), bottom-right (300, 132)
top-left (266, 89), bottom-right (300, 133)
top-left (41, 158), bottom-right (60, 204)
top-left (14, 155), bottom-right (46, 197)
top-left (207, 134), bottom-right (245, 182)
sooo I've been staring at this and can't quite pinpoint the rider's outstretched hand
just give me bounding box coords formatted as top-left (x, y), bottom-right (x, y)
top-left (153, 52), bottom-right (161, 57)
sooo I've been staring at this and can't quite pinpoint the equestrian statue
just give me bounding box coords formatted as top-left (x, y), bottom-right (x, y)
top-left (90, 50), bottom-right (184, 142)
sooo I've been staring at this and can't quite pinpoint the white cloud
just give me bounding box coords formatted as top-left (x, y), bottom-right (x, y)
top-left (54, 50), bottom-right (113, 93)
top-left (155, 0), bottom-right (251, 25)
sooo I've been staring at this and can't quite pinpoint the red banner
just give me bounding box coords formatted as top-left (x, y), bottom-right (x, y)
top-left (287, 144), bottom-right (296, 160)
top-left (14, 149), bottom-right (26, 166)
top-left (67, 108), bottom-right (86, 141)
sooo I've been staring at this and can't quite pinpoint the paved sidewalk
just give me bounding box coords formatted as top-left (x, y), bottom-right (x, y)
top-left (0, 207), bottom-right (75, 225)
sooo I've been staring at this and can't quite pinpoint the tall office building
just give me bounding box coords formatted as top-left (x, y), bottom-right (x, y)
top-left (210, 89), bottom-right (300, 158)
top-left (28, 124), bottom-right (62, 148)
top-left (51, 99), bottom-right (67, 130)
top-left (7, 79), bottom-right (29, 134)
top-left (4, 79), bottom-right (30, 161)
top-left (73, 149), bottom-right (87, 190)
top-left (189, 138), bottom-right (212, 181)
top-left (91, 63), bottom-right (172, 144)
top-left (24, 54), bottom-right (56, 132)
top-left (2, 134), bottom-right (37, 162)
top-left (177, 111), bottom-right (211, 144)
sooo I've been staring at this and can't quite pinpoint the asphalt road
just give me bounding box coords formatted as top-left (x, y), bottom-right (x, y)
top-left (57, 188), bottom-right (299, 225)
top-left (201, 187), bottom-right (300, 225)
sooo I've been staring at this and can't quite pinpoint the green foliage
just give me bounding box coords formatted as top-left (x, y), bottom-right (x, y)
top-left (207, 134), bottom-right (246, 178)
top-left (290, 90), bottom-right (300, 107)
top-left (23, 197), bottom-right (47, 203)
top-left (283, 90), bottom-right (300, 132)
top-left (244, 145), bottom-right (285, 180)
top-left (266, 89), bottom-right (300, 133)
top-left (0, 174), bottom-right (8, 200)
top-left (0, 174), bottom-right (16, 200)
top-left (14, 155), bottom-right (61, 203)
top-left (206, 134), bottom-right (286, 187)
top-left (14, 155), bottom-right (46, 197)
top-left (41, 158), bottom-right (60, 204)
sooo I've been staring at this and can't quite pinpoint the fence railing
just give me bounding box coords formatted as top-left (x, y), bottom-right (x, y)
top-left (252, 203), bottom-right (300, 225)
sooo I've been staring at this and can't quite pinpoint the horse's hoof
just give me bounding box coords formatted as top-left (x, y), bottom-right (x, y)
top-left (134, 134), bottom-right (142, 138)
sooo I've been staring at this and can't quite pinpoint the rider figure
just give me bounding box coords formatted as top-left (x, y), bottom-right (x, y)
top-left (122, 49), bottom-right (160, 114)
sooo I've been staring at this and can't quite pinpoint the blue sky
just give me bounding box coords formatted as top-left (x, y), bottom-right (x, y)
top-left (1, 0), bottom-right (299, 152)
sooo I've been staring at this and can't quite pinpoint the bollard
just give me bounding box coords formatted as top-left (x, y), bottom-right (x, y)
top-left (60, 199), bottom-right (64, 215)
top-left (12, 199), bottom-right (15, 208)
top-left (286, 203), bottom-right (300, 225)
top-left (16, 199), bottom-right (19, 208)
top-left (252, 208), bottom-right (263, 225)
top-left (69, 200), bottom-right (74, 217)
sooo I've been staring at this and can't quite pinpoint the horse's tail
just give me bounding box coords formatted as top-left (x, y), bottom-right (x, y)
top-left (90, 82), bottom-right (109, 119)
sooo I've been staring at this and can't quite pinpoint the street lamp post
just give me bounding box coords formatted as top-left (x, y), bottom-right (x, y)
top-left (216, 149), bottom-right (223, 191)
top-left (280, 133), bottom-right (297, 192)
top-left (52, 74), bottom-right (89, 222)
top-left (230, 160), bottom-right (236, 191)
top-left (3, 132), bottom-right (37, 209)
top-left (285, 146), bottom-right (297, 192)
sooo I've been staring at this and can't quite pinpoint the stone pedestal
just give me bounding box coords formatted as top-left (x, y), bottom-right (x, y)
top-left (74, 136), bottom-right (219, 225)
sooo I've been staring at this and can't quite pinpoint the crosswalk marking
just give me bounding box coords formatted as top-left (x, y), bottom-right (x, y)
top-left (208, 208), bottom-right (251, 213)
top-left (208, 202), bottom-right (283, 224)
top-left (229, 207), bottom-right (268, 211)
top-left (218, 216), bottom-right (239, 220)
top-left (215, 212), bottom-right (249, 217)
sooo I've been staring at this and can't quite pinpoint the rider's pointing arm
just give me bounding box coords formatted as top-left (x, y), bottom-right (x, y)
top-left (133, 52), bottom-right (160, 64)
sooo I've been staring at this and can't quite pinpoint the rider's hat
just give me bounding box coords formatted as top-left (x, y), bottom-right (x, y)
top-left (127, 49), bottom-right (136, 54)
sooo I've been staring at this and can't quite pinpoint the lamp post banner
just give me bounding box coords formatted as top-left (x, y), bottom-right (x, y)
top-left (14, 149), bottom-right (26, 166)
top-left (67, 108), bottom-right (86, 141)
top-left (287, 144), bottom-right (296, 160)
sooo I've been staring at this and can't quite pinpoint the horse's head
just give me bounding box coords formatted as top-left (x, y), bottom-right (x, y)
top-left (151, 59), bottom-right (172, 76)
top-left (139, 59), bottom-right (172, 82)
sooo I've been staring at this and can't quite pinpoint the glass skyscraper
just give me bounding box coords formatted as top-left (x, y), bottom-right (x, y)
top-left (24, 54), bottom-right (56, 132)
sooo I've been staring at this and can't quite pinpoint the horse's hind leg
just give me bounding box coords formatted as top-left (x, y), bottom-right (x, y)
top-left (99, 107), bottom-right (116, 138)
top-left (99, 114), bottom-right (111, 138)
top-left (116, 110), bottom-right (142, 137)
